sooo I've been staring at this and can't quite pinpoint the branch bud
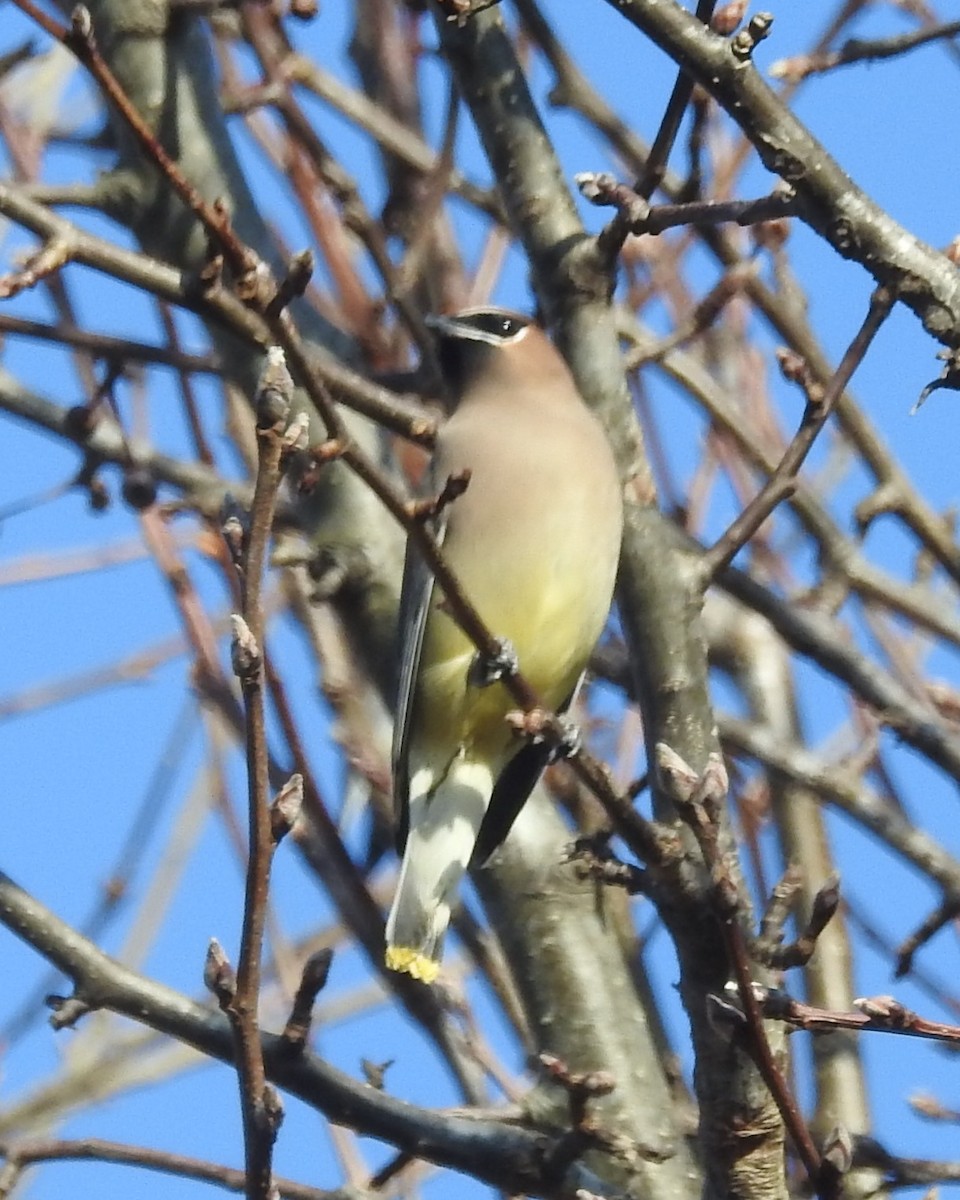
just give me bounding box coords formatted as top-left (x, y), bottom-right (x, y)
top-left (204, 937), bottom-right (237, 1006)
top-left (731, 12), bottom-right (774, 60)
top-left (282, 947), bottom-right (334, 1050)
top-left (255, 346), bottom-right (294, 430)
top-left (266, 250), bottom-right (314, 318)
top-left (230, 614), bottom-right (261, 679)
top-left (282, 411), bottom-right (311, 453)
top-left (270, 773), bottom-right (304, 844)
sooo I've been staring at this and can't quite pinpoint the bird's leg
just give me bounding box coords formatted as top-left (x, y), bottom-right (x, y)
top-left (468, 638), bottom-right (519, 687)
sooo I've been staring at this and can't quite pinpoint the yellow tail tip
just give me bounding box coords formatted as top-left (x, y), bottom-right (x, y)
top-left (385, 946), bottom-right (441, 983)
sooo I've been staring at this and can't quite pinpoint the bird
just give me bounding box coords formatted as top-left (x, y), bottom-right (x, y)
top-left (385, 307), bottom-right (623, 983)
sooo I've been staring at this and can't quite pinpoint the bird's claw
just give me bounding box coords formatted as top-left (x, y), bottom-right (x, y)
top-left (469, 638), bottom-right (519, 687)
top-left (549, 714), bottom-right (582, 761)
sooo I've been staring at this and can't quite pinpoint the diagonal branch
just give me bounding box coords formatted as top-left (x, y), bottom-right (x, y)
top-left (701, 284), bottom-right (894, 579)
top-left (600, 0), bottom-right (960, 349)
top-left (0, 870), bottom-right (623, 1200)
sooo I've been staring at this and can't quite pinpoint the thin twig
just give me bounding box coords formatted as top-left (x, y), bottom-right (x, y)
top-left (0, 870), bottom-right (621, 1199)
top-left (221, 352), bottom-right (295, 1200)
top-left (0, 1137), bottom-right (340, 1200)
top-left (757, 987), bottom-right (960, 1046)
top-left (9, 1), bottom-right (254, 275)
top-left (0, 313), bottom-right (222, 375)
top-left (894, 898), bottom-right (960, 980)
top-left (701, 285), bottom-right (894, 580)
top-left (770, 20), bottom-right (960, 83)
top-left (635, 0), bottom-right (718, 201)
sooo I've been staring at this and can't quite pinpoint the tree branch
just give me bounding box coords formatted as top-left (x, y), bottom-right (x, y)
top-left (0, 870), bottom-right (622, 1200)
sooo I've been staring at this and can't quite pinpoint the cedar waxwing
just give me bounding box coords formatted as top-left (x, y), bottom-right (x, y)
top-left (385, 308), bottom-right (623, 982)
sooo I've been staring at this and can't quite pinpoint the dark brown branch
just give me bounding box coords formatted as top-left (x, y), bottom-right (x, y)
top-left (0, 374), bottom-right (240, 514)
top-left (0, 871), bottom-right (620, 1200)
top-left (224, 350), bottom-right (295, 1200)
top-left (852, 1135), bottom-right (960, 1190)
top-left (566, 834), bottom-right (650, 896)
top-left (600, 0), bottom-right (960, 349)
top-left (770, 20), bottom-right (960, 83)
top-left (894, 898), bottom-right (960, 980)
top-left (505, 709), bottom-right (675, 867)
top-left (0, 1136), bottom-right (345, 1200)
top-left (757, 986), bottom-right (960, 1047)
top-left (281, 950), bottom-right (334, 1052)
top-left (434, 0), bottom-right (503, 25)
top-left (655, 746), bottom-right (827, 1195)
top-left (635, 0), bottom-right (717, 201)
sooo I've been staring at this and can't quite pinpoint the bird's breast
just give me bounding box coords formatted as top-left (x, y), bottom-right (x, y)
top-left (409, 408), bottom-right (621, 764)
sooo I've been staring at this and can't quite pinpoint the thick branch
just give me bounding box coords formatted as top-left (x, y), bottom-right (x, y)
top-left (601, 0), bottom-right (960, 347)
top-left (0, 871), bottom-right (620, 1200)
top-left (437, 9), bottom-right (783, 1200)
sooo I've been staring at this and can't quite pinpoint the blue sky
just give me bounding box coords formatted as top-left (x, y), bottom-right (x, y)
top-left (4, 3), bottom-right (960, 1197)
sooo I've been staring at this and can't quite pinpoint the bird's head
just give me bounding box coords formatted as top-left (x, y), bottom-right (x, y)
top-left (427, 307), bottom-right (538, 399)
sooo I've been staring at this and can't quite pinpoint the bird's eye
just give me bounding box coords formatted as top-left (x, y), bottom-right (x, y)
top-left (484, 314), bottom-right (520, 338)
top-left (455, 310), bottom-right (529, 341)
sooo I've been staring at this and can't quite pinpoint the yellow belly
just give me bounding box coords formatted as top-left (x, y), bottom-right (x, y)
top-left (410, 577), bottom-right (598, 772)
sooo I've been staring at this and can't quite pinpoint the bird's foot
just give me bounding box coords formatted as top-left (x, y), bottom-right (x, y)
top-left (505, 709), bottom-right (583, 759)
top-left (549, 714), bottom-right (582, 761)
top-left (469, 638), bottom-right (519, 687)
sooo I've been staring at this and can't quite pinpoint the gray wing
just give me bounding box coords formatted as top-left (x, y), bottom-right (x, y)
top-left (391, 507), bottom-right (448, 854)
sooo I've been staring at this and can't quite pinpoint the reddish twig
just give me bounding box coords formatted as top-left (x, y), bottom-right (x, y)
top-left (757, 987), bottom-right (960, 1047)
top-left (0, 1136), bottom-right (338, 1200)
top-left (895, 896), bottom-right (960, 979)
top-left (701, 284), bottom-right (894, 581)
top-left (770, 20), bottom-right (960, 83)
top-left (10, 1), bottom-right (255, 276)
top-left (221, 350), bottom-right (298, 1200)
top-left (0, 235), bottom-right (71, 298)
top-left (10, 0), bottom-right (665, 881)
